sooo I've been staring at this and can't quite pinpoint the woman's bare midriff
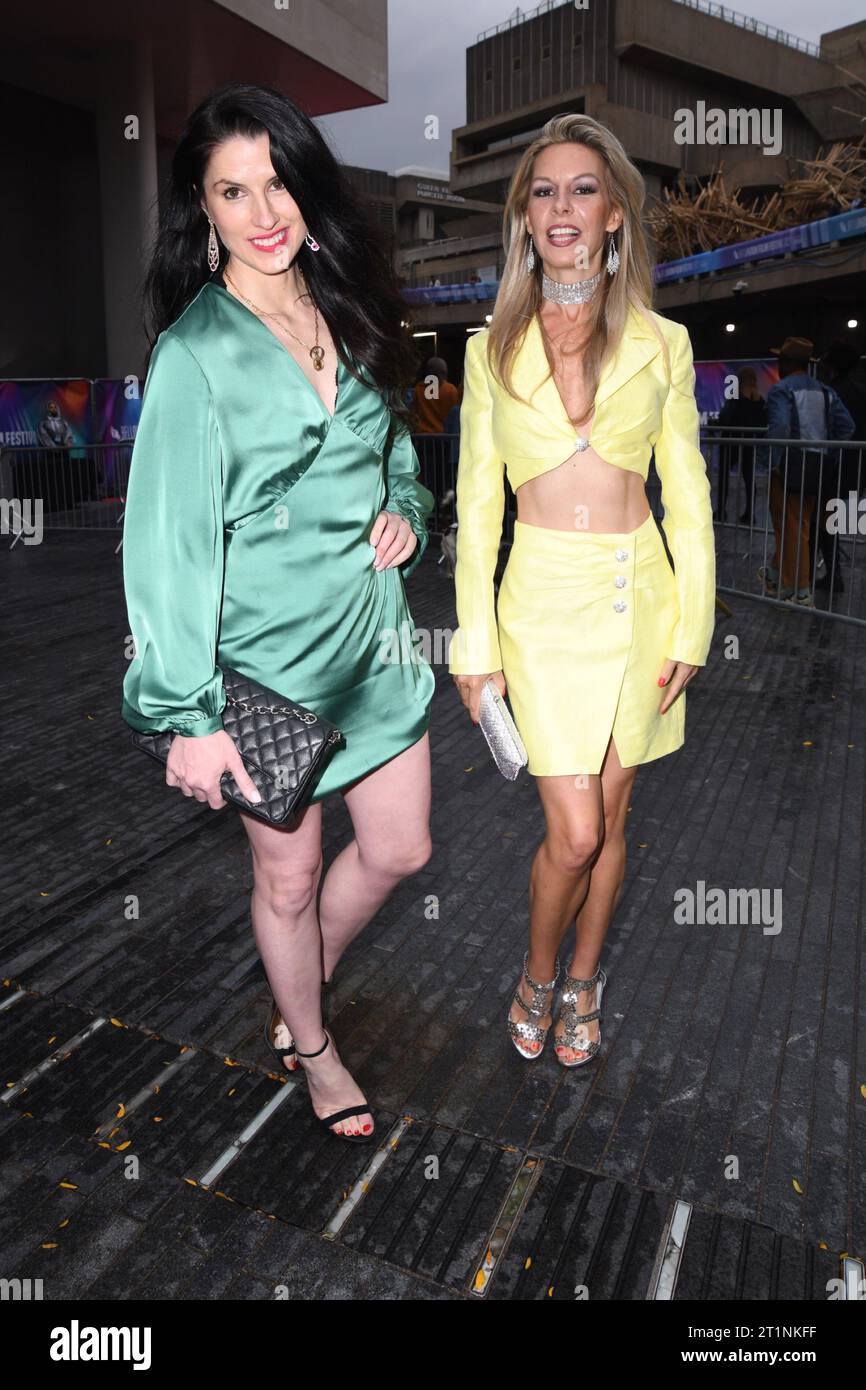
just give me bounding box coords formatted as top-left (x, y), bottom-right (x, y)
top-left (516, 440), bottom-right (651, 534)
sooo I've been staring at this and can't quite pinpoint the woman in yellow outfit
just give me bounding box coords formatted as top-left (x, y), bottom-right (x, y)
top-left (449, 115), bottom-right (716, 1067)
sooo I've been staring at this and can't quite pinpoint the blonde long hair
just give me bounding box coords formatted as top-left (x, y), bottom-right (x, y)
top-left (487, 114), bottom-right (669, 409)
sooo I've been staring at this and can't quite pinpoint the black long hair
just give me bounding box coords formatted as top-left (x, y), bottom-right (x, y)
top-left (143, 82), bottom-right (416, 422)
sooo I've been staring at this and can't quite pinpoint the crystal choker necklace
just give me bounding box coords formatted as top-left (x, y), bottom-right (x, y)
top-left (541, 269), bottom-right (603, 305)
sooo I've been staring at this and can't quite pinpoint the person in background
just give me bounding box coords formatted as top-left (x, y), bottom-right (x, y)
top-left (443, 396), bottom-right (462, 471)
top-left (811, 340), bottom-right (866, 593)
top-left (714, 366), bottom-right (767, 525)
top-left (412, 356), bottom-right (462, 434)
top-left (412, 355), bottom-right (463, 495)
top-left (37, 400), bottom-right (74, 449)
top-left (761, 336), bottom-right (854, 606)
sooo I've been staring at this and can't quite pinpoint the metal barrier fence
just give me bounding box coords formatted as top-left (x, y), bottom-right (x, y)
top-left (416, 431), bottom-right (866, 625)
top-left (0, 443), bottom-right (132, 539)
top-left (703, 430), bottom-right (866, 624)
top-left (4, 433), bottom-right (865, 625)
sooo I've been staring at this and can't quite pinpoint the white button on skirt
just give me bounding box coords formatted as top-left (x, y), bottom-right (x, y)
top-left (496, 511), bottom-right (685, 776)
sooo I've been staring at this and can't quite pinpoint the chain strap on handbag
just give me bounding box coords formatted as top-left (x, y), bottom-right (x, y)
top-left (225, 692), bottom-right (319, 724)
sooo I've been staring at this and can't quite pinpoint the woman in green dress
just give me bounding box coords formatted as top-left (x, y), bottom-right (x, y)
top-left (121, 83), bottom-right (436, 1142)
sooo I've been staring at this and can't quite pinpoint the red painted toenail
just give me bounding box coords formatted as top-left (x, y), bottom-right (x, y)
top-left (362, 1124), bottom-right (372, 1132)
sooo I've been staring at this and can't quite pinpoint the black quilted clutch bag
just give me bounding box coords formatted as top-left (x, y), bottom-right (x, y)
top-left (130, 665), bottom-right (343, 826)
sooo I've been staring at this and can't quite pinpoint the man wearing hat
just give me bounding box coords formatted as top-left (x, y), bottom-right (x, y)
top-left (760, 336), bottom-right (854, 605)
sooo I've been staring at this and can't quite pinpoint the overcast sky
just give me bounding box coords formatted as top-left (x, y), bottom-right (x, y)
top-left (316, 0), bottom-right (861, 176)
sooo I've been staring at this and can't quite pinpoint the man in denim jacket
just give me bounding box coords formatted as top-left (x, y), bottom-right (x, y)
top-left (762, 336), bottom-right (854, 605)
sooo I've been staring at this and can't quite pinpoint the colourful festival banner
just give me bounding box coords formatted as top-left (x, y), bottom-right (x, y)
top-left (693, 358), bottom-right (779, 426)
top-left (0, 379), bottom-right (91, 449)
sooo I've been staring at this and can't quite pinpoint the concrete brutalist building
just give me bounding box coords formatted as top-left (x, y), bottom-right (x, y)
top-left (401, 0), bottom-right (866, 365)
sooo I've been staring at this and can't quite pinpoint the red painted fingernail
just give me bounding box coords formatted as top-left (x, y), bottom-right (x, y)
top-left (657, 676), bottom-right (666, 686)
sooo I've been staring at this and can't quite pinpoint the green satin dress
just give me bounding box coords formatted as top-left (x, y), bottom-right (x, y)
top-left (121, 276), bottom-right (436, 803)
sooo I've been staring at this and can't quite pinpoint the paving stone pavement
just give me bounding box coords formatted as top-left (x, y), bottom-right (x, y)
top-left (1, 529), bottom-right (863, 1300)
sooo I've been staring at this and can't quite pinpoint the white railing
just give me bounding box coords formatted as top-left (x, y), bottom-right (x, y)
top-left (477, 0), bottom-right (821, 58)
top-left (478, 0), bottom-right (571, 42)
top-left (672, 0), bottom-right (820, 57)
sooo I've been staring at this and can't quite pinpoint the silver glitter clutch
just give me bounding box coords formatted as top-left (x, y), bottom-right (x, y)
top-left (478, 678), bottom-right (528, 780)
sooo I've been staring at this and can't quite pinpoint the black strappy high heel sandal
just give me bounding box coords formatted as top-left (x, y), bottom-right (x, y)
top-left (294, 1026), bottom-right (375, 1143)
top-left (263, 981), bottom-right (332, 1072)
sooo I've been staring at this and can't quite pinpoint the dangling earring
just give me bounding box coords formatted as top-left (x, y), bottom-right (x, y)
top-left (525, 234), bottom-right (536, 273)
top-left (206, 215), bottom-right (220, 273)
top-left (606, 230), bottom-right (620, 276)
top-left (305, 232), bottom-right (321, 252)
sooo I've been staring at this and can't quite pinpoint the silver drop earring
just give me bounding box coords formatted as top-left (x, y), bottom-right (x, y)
top-left (525, 234), bottom-right (536, 273)
top-left (305, 232), bottom-right (321, 252)
top-left (206, 215), bottom-right (219, 273)
top-left (606, 231), bottom-right (620, 276)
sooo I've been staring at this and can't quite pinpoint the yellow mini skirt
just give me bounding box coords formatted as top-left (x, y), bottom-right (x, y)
top-left (496, 511), bottom-right (685, 777)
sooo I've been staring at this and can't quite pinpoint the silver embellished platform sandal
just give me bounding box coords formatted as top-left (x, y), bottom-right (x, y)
top-left (554, 961), bottom-right (608, 1068)
top-left (507, 952), bottom-right (560, 1059)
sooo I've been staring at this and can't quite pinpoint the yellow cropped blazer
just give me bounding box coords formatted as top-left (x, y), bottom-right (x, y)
top-left (447, 304), bottom-right (717, 676)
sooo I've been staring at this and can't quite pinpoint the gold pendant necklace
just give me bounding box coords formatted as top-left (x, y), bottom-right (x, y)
top-left (223, 269), bottom-right (325, 370)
